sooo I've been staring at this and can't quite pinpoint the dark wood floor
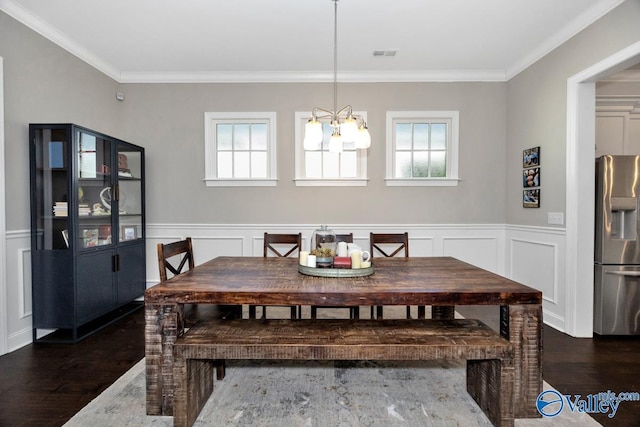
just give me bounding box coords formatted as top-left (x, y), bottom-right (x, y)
top-left (0, 308), bottom-right (145, 427)
top-left (457, 305), bottom-right (640, 427)
top-left (1, 306), bottom-right (639, 426)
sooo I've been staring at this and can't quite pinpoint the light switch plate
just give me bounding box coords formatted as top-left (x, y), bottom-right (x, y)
top-left (548, 212), bottom-right (564, 225)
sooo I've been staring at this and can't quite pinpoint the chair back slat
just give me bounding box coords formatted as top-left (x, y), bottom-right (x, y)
top-left (335, 233), bottom-right (354, 244)
top-left (263, 233), bottom-right (302, 258)
top-left (157, 237), bottom-right (195, 282)
top-left (370, 232), bottom-right (409, 258)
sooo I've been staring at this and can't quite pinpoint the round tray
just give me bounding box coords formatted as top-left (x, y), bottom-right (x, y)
top-left (298, 264), bottom-right (374, 278)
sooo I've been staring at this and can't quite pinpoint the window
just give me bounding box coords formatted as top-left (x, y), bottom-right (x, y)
top-left (386, 111), bottom-right (459, 186)
top-left (204, 112), bottom-right (277, 186)
top-left (294, 111), bottom-right (368, 186)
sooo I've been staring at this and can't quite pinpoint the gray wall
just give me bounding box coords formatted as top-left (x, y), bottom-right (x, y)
top-left (1, 11), bottom-right (122, 231)
top-left (4, 1), bottom-right (640, 231)
top-left (118, 82), bottom-right (506, 225)
top-left (597, 80), bottom-right (640, 96)
top-left (1, 8), bottom-right (508, 229)
top-left (506, 0), bottom-right (640, 226)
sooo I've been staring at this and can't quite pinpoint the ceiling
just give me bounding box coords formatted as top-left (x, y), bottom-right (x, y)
top-left (0, 0), bottom-right (630, 83)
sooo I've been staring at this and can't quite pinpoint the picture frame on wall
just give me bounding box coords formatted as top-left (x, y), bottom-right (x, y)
top-left (523, 167), bottom-right (540, 188)
top-left (523, 189), bottom-right (540, 208)
top-left (523, 146), bottom-right (540, 167)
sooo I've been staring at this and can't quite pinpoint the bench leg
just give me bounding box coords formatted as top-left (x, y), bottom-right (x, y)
top-left (174, 356), bottom-right (216, 427)
top-left (417, 306), bottom-right (426, 319)
top-left (431, 305), bottom-right (455, 319)
top-left (467, 359), bottom-right (514, 427)
top-left (248, 305), bottom-right (257, 319)
top-left (216, 360), bottom-right (225, 380)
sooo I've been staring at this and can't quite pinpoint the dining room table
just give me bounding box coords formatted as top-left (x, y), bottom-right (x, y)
top-left (144, 256), bottom-right (542, 419)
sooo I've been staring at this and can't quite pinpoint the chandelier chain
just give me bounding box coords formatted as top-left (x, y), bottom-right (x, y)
top-left (333, 0), bottom-right (338, 119)
top-left (302, 0), bottom-right (371, 151)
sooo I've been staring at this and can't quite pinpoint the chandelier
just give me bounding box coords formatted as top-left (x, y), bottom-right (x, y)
top-left (303, 0), bottom-right (371, 153)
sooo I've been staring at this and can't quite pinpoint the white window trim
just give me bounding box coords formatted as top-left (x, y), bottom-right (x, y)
top-left (385, 111), bottom-right (460, 187)
top-left (294, 111), bottom-right (368, 187)
top-left (204, 112), bottom-right (277, 187)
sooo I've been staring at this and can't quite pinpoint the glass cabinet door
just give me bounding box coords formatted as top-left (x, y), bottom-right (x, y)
top-left (32, 127), bottom-right (70, 250)
top-left (116, 142), bottom-right (143, 242)
top-left (75, 129), bottom-right (113, 248)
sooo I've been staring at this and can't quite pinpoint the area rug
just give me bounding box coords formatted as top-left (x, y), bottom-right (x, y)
top-left (64, 307), bottom-right (601, 426)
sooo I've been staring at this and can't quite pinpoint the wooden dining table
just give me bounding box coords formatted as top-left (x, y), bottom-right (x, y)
top-left (145, 256), bottom-right (542, 419)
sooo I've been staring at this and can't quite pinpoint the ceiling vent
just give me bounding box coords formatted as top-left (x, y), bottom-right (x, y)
top-left (373, 50), bottom-right (398, 57)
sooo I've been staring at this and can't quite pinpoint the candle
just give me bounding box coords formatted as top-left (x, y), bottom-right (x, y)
top-left (337, 241), bottom-right (348, 257)
top-left (350, 251), bottom-right (361, 269)
top-left (307, 255), bottom-right (317, 268)
top-left (299, 251), bottom-right (309, 266)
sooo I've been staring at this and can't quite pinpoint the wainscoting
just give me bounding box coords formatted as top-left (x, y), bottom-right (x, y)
top-left (2, 223), bottom-right (566, 354)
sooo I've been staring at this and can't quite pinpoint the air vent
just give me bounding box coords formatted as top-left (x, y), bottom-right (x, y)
top-left (373, 50), bottom-right (398, 57)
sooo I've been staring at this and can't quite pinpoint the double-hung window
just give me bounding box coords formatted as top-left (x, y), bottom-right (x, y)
top-left (204, 112), bottom-right (277, 186)
top-left (386, 111), bottom-right (459, 186)
top-left (294, 111), bottom-right (368, 186)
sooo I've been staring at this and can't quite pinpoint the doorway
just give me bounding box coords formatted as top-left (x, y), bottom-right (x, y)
top-left (566, 41), bottom-right (640, 337)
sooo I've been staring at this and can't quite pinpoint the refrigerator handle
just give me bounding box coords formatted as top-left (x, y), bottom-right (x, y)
top-left (605, 271), bottom-right (640, 277)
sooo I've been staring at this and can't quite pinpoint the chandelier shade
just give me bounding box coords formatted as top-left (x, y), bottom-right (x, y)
top-left (303, 119), bottom-right (323, 150)
top-left (304, 0), bottom-right (371, 152)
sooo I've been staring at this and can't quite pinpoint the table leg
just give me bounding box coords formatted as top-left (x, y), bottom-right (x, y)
top-left (145, 303), bottom-right (183, 416)
top-left (500, 304), bottom-right (543, 419)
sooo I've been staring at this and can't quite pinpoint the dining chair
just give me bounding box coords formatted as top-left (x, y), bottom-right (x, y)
top-left (310, 233), bottom-right (359, 319)
top-left (249, 232), bottom-right (302, 320)
top-left (157, 237), bottom-right (239, 379)
top-left (157, 237), bottom-right (241, 322)
top-left (369, 232), bottom-right (423, 319)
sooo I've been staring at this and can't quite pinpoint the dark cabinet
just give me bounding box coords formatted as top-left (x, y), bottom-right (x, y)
top-left (29, 124), bottom-right (146, 342)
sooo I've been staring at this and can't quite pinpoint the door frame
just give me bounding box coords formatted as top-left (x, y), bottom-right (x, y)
top-left (566, 40), bottom-right (640, 337)
top-left (0, 56), bottom-right (7, 355)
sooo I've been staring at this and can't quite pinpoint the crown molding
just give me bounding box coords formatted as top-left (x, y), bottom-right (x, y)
top-left (2, 0), bottom-right (623, 85)
top-left (118, 69), bottom-right (507, 84)
top-left (0, 0), bottom-right (122, 81)
top-left (506, 0), bottom-right (624, 80)
top-left (596, 96), bottom-right (640, 114)
top-left (0, 0), bottom-right (506, 84)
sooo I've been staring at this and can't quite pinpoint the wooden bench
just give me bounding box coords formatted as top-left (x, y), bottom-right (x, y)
top-left (173, 318), bottom-right (515, 427)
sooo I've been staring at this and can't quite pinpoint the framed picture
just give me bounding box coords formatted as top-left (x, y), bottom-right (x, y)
top-left (81, 228), bottom-right (99, 247)
top-left (121, 226), bottom-right (137, 241)
top-left (523, 189), bottom-right (540, 208)
top-left (523, 146), bottom-right (540, 168)
top-left (523, 167), bottom-right (540, 188)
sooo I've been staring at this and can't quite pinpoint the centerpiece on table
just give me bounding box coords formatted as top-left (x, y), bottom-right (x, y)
top-left (310, 224), bottom-right (337, 268)
top-left (299, 225), bottom-right (374, 277)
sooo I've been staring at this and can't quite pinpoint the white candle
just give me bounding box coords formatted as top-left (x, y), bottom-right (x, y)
top-left (361, 260), bottom-right (371, 269)
top-left (307, 255), bottom-right (317, 268)
top-left (337, 241), bottom-right (348, 257)
top-left (350, 251), bottom-right (361, 269)
top-left (299, 251), bottom-right (309, 266)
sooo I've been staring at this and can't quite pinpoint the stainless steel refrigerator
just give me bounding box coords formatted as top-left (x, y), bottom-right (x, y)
top-left (595, 155), bottom-right (640, 335)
